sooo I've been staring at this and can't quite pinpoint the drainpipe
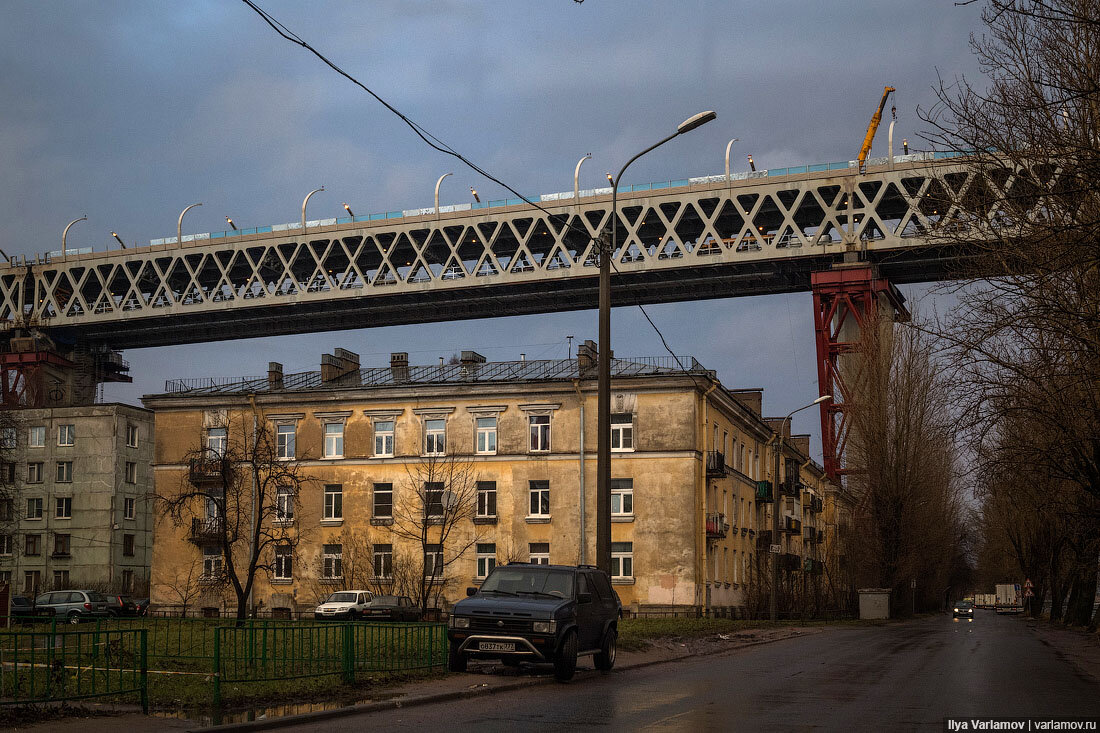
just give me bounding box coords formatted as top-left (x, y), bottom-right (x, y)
top-left (699, 381), bottom-right (718, 616)
top-left (572, 379), bottom-right (587, 565)
top-left (247, 395), bottom-right (260, 616)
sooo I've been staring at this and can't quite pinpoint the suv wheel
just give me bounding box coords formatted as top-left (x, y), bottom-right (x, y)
top-left (553, 630), bottom-right (578, 682)
top-left (67, 612), bottom-right (81, 625)
top-left (594, 628), bottom-right (617, 671)
top-left (447, 642), bottom-right (468, 673)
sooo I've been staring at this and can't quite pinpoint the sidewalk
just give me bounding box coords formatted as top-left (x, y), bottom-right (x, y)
top-left (8, 625), bottom-right (823, 733)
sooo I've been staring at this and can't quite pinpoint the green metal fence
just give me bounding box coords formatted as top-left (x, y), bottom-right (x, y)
top-left (0, 627), bottom-right (147, 712)
top-left (213, 623), bottom-right (446, 706)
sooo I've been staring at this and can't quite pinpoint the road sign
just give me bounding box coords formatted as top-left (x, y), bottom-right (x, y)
top-left (1024, 588), bottom-right (1034, 597)
top-left (1024, 579), bottom-right (1034, 589)
top-left (769, 544), bottom-right (781, 554)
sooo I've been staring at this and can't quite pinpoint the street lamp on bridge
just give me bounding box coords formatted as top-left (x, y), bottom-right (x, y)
top-left (596, 109), bottom-right (717, 576)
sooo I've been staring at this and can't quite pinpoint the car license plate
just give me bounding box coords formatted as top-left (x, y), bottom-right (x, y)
top-left (479, 641), bottom-right (515, 652)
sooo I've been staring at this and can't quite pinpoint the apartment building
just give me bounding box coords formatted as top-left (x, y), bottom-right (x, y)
top-left (143, 344), bottom-right (849, 616)
top-left (0, 403), bottom-right (155, 595)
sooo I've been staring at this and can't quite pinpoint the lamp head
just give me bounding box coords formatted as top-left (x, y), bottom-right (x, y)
top-left (677, 110), bottom-right (717, 134)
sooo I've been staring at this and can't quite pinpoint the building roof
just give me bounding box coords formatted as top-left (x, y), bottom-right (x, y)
top-left (156, 355), bottom-right (713, 397)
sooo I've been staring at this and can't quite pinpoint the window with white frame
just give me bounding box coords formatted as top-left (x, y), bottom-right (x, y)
top-left (276, 424), bottom-right (296, 460)
top-left (54, 569), bottom-right (70, 588)
top-left (125, 461), bottom-right (137, 484)
top-left (57, 424), bottom-right (75, 447)
top-left (373, 483), bottom-right (392, 519)
top-left (529, 542), bottom-right (550, 565)
top-left (476, 481), bottom-right (496, 518)
top-left (424, 419), bottom-right (446, 456)
top-left (528, 480), bottom-right (550, 518)
top-left (121, 570), bottom-right (134, 593)
top-left (0, 570), bottom-right (10, 586)
top-left (26, 497), bottom-right (43, 520)
top-left (611, 478), bottom-right (633, 517)
top-left (528, 415), bottom-right (550, 452)
top-left (373, 544), bottom-right (393, 579)
top-left (424, 482), bottom-right (444, 519)
top-left (611, 542), bottom-right (634, 580)
top-left (423, 544), bottom-right (443, 578)
top-left (475, 416), bottom-right (497, 454)
top-left (27, 462), bottom-right (42, 484)
top-left (0, 534), bottom-right (13, 556)
top-left (124, 497), bottom-right (136, 521)
top-left (274, 545), bottom-right (293, 580)
top-left (324, 484), bottom-right (343, 520)
top-left (55, 497), bottom-right (72, 520)
top-left (611, 413), bottom-right (634, 452)
top-left (275, 485), bottom-right (294, 523)
top-left (374, 420), bottom-right (395, 457)
top-left (28, 426), bottom-right (45, 448)
top-left (206, 427), bottom-right (227, 458)
top-left (476, 543), bottom-right (496, 579)
top-left (322, 544), bottom-right (343, 579)
top-left (323, 422), bottom-right (344, 459)
top-left (56, 461), bottom-right (73, 483)
top-left (203, 546), bottom-right (223, 578)
top-left (126, 424), bottom-right (139, 448)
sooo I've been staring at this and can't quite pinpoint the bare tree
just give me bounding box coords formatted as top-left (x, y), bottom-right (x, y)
top-left (0, 410), bottom-right (21, 590)
top-left (157, 411), bottom-right (315, 622)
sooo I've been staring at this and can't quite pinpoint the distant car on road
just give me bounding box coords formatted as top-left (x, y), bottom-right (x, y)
top-left (314, 590), bottom-right (373, 620)
top-left (34, 590), bottom-right (110, 624)
top-left (952, 600), bottom-right (975, 619)
top-left (364, 595), bottom-right (419, 622)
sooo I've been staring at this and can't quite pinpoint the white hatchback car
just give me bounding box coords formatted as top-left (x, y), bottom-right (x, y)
top-left (314, 590), bottom-right (373, 620)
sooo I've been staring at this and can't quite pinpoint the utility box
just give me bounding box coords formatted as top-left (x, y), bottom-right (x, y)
top-left (858, 588), bottom-right (891, 620)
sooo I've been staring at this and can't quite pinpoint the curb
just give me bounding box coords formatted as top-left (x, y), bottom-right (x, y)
top-left (188, 627), bottom-right (822, 733)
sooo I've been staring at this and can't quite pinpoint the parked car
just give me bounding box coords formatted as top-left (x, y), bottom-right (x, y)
top-left (314, 590), bottom-right (373, 620)
top-left (447, 563), bottom-right (621, 681)
top-left (134, 598), bottom-right (150, 616)
top-left (106, 595), bottom-right (139, 617)
top-left (364, 595), bottom-right (419, 621)
top-left (8, 595), bottom-right (53, 625)
top-left (34, 590), bottom-right (111, 624)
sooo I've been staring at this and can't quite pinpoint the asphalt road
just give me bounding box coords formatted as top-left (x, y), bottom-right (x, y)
top-left (276, 613), bottom-right (1100, 732)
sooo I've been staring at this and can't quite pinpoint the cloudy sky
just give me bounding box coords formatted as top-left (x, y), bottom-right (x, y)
top-left (0, 1), bottom-right (986, 458)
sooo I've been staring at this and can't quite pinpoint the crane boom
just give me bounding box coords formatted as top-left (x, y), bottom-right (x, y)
top-left (858, 86), bottom-right (895, 172)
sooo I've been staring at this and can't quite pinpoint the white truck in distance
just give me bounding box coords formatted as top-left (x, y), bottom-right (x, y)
top-left (995, 584), bottom-right (1022, 614)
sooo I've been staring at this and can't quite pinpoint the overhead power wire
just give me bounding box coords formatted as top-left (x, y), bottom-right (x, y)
top-left (239, 0), bottom-right (710, 387)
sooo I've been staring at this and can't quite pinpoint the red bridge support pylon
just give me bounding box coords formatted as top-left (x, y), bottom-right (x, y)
top-left (811, 265), bottom-right (908, 481)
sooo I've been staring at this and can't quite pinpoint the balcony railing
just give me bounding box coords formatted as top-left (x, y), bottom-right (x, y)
top-left (706, 451), bottom-right (727, 478)
top-left (783, 516), bottom-right (802, 535)
top-left (189, 457), bottom-right (227, 485)
top-left (804, 526), bottom-right (818, 542)
top-left (705, 512), bottom-right (730, 539)
top-left (190, 517), bottom-right (224, 543)
top-left (810, 497), bottom-right (824, 514)
top-left (755, 480), bottom-right (773, 503)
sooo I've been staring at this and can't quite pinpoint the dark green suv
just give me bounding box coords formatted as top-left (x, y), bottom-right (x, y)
top-left (447, 563), bottom-right (621, 682)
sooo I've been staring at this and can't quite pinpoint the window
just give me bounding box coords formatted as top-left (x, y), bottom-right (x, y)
top-left (528, 415), bottom-right (551, 452)
top-left (123, 534), bottom-right (135, 557)
top-left (25, 534), bottom-right (41, 556)
top-left (27, 462), bottom-right (43, 484)
top-left (0, 534), bottom-right (12, 556)
top-left (276, 424), bottom-right (296, 460)
top-left (274, 545), bottom-right (293, 580)
top-left (322, 544), bottom-right (343, 579)
top-left (53, 570), bottom-right (70, 589)
top-left (424, 544), bottom-right (443, 578)
top-left (425, 482), bottom-right (444, 519)
top-left (611, 542), bottom-right (634, 580)
top-left (476, 417), bottom-right (497, 454)
top-left (125, 461), bottom-right (137, 484)
top-left (55, 497), bottom-right (72, 519)
top-left (53, 533), bottom-right (71, 556)
top-left (0, 499), bottom-right (10, 521)
top-left (424, 419), bottom-right (446, 456)
top-left (528, 480), bottom-right (550, 518)
top-left (323, 484), bottom-right (343, 520)
top-left (124, 497), bottom-right (136, 520)
top-left (374, 420), bottom-right (394, 457)
top-left (0, 570), bottom-right (9, 586)
top-left (1, 427), bottom-right (15, 449)
top-left (121, 570), bottom-right (134, 593)
top-left (206, 427), bottom-right (228, 457)
top-left (611, 413), bottom-right (634, 451)
top-left (0, 463), bottom-right (12, 483)
top-left (202, 546), bottom-right (223, 578)
top-left (611, 478), bottom-right (633, 517)
top-left (373, 483), bottom-right (393, 519)
top-left (24, 570), bottom-right (41, 595)
top-left (275, 485), bottom-right (294, 523)
top-left (126, 424), bottom-right (138, 448)
top-left (28, 426), bottom-right (45, 448)
top-left (529, 542), bottom-right (550, 565)
top-left (476, 481), bottom-right (497, 518)
top-left (476, 543), bottom-right (496, 579)
top-left (56, 461), bottom-right (73, 483)
top-left (57, 424), bottom-right (75, 446)
top-left (323, 422), bottom-right (344, 459)
top-left (373, 544), bottom-right (393, 579)
top-left (26, 497), bottom-right (43, 520)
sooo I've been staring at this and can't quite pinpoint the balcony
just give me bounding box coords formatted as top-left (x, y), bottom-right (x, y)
top-left (706, 512), bottom-right (730, 539)
top-left (189, 457), bottom-right (227, 485)
top-left (189, 517), bottom-right (224, 544)
top-left (804, 526), bottom-right (818, 542)
top-left (706, 451), bottom-right (727, 478)
top-left (755, 530), bottom-right (773, 549)
top-left (755, 480), bottom-right (773, 503)
top-left (783, 516), bottom-right (802, 535)
top-left (779, 479), bottom-right (801, 499)
top-left (810, 497), bottom-right (824, 514)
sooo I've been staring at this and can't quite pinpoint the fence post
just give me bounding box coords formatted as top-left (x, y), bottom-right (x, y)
top-left (342, 624), bottom-right (354, 684)
top-left (140, 629), bottom-right (149, 714)
top-left (213, 629), bottom-right (221, 708)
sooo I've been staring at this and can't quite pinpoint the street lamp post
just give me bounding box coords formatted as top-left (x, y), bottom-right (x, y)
top-left (301, 187), bottom-right (324, 232)
top-left (177, 203), bottom-right (202, 247)
top-left (62, 216), bottom-right (87, 252)
top-left (596, 110), bottom-right (717, 574)
top-left (770, 394), bottom-right (831, 622)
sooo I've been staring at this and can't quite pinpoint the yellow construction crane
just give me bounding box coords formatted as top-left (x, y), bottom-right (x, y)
top-left (858, 86), bottom-right (895, 172)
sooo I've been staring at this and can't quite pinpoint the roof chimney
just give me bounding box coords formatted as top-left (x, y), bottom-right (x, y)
top-left (390, 352), bottom-right (409, 382)
top-left (577, 339), bottom-right (597, 376)
top-left (460, 351), bottom-right (486, 379)
top-left (321, 348), bottom-right (360, 384)
top-left (267, 362), bottom-right (284, 391)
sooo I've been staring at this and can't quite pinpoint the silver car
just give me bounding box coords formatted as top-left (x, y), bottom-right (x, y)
top-left (34, 590), bottom-right (111, 624)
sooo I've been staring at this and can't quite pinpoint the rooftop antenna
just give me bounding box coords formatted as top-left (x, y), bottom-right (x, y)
top-left (567, 335), bottom-right (575, 359)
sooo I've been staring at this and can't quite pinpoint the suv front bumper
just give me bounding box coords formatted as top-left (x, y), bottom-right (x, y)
top-left (450, 633), bottom-right (555, 660)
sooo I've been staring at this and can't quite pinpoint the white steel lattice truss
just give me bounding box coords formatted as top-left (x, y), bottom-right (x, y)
top-left (0, 160), bottom-right (984, 332)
